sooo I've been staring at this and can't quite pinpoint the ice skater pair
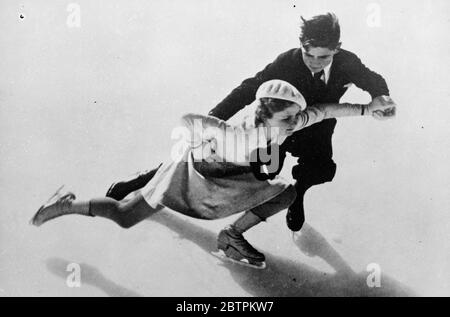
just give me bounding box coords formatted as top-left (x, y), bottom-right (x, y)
top-left (31, 79), bottom-right (395, 269)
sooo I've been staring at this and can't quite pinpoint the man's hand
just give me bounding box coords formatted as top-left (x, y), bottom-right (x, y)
top-left (368, 95), bottom-right (397, 120)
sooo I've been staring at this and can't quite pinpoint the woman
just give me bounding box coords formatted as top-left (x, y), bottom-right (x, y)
top-left (31, 80), bottom-right (395, 269)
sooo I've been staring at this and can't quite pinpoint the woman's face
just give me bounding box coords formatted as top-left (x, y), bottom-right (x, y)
top-left (265, 103), bottom-right (301, 136)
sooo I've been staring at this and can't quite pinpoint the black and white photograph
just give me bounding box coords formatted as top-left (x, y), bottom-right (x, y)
top-left (0, 0), bottom-right (449, 298)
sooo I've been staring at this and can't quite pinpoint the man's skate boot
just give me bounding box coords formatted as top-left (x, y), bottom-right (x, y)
top-left (106, 165), bottom-right (161, 201)
top-left (286, 205), bottom-right (305, 232)
top-left (31, 187), bottom-right (77, 226)
top-left (216, 226), bottom-right (266, 269)
top-left (286, 189), bottom-right (306, 232)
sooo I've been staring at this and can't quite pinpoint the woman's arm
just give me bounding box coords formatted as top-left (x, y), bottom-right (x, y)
top-left (180, 113), bottom-right (268, 164)
top-left (180, 113), bottom-right (228, 148)
top-left (294, 97), bottom-right (396, 131)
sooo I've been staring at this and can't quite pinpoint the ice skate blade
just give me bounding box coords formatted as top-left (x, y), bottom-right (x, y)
top-left (211, 250), bottom-right (266, 269)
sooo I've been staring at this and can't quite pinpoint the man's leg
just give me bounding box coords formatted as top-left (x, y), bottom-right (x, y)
top-left (106, 163), bottom-right (162, 200)
top-left (287, 159), bottom-right (337, 231)
top-left (284, 119), bottom-right (337, 231)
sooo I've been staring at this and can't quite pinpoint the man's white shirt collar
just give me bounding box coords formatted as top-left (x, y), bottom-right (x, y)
top-left (311, 61), bottom-right (332, 84)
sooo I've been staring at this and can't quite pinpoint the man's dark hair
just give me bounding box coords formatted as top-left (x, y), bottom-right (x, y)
top-left (299, 13), bottom-right (341, 50)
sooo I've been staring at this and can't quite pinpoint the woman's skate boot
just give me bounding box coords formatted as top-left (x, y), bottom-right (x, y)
top-left (31, 186), bottom-right (79, 226)
top-left (214, 211), bottom-right (266, 268)
top-left (215, 225), bottom-right (266, 269)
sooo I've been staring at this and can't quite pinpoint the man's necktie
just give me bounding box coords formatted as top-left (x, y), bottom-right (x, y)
top-left (313, 70), bottom-right (326, 88)
top-left (312, 70), bottom-right (326, 101)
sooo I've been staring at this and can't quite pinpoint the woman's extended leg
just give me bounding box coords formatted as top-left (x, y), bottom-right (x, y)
top-left (90, 194), bottom-right (161, 228)
top-left (31, 192), bottom-right (160, 228)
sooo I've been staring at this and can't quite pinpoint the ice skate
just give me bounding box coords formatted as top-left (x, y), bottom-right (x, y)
top-left (212, 227), bottom-right (266, 269)
top-left (106, 166), bottom-right (161, 200)
top-left (286, 206), bottom-right (305, 232)
top-left (31, 186), bottom-right (76, 227)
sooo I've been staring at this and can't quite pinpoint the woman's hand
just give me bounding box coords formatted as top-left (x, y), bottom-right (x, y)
top-left (367, 96), bottom-right (397, 120)
top-left (192, 138), bottom-right (220, 162)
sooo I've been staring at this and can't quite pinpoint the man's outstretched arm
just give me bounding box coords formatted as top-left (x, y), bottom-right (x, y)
top-left (343, 50), bottom-right (390, 99)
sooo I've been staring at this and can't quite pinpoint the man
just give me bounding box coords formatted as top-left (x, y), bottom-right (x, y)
top-left (106, 13), bottom-right (395, 232)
